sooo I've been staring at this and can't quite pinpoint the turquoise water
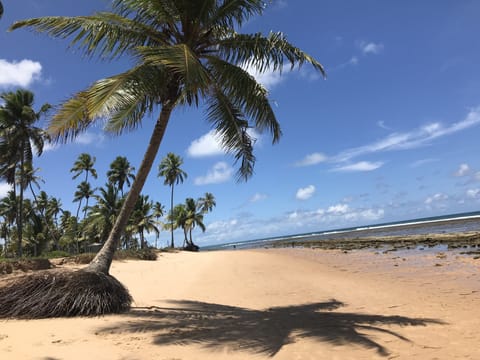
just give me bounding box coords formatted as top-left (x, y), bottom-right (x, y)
top-left (205, 211), bottom-right (480, 250)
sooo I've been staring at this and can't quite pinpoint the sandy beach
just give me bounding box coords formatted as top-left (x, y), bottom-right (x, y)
top-left (1, 248), bottom-right (479, 359)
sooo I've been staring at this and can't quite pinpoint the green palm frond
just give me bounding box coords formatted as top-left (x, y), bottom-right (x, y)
top-left (208, 57), bottom-right (281, 142)
top-left (10, 13), bottom-right (160, 60)
top-left (219, 31), bottom-right (326, 75)
top-left (206, 87), bottom-right (254, 181)
top-left (136, 44), bottom-right (211, 104)
top-left (211, 0), bottom-right (265, 28)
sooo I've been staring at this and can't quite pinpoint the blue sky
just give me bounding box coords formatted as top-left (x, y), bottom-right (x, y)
top-left (1, 0), bottom-right (480, 246)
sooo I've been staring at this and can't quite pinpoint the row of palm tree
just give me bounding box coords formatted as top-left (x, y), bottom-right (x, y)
top-left (0, 120), bottom-right (215, 256)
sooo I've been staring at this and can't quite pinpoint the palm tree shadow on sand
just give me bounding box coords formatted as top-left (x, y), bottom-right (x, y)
top-left (97, 300), bottom-right (444, 357)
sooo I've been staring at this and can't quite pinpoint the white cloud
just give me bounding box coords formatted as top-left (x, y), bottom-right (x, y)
top-left (295, 152), bottom-right (328, 167)
top-left (187, 130), bottom-right (223, 157)
top-left (296, 185), bottom-right (315, 200)
top-left (332, 161), bottom-right (383, 172)
top-left (360, 41), bottom-right (384, 55)
top-left (187, 129), bottom-right (261, 158)
top-left (194, 162), bottom-right (233, 185)
top-left (377, 120), bottom-right (390, 130)
top-left (250, 193), bottom-right (267, 203)
top-left (242, 63), bottom-right (284, 90)
top-left (410, 158), bottom-right (438, 168)
top-left (466, 189), bottom-right (480, 199)
top-left (425, 193), bottom-right (448, 204)
top-left (333, 107), bottom-right (480, 163)
top-left (327, 203), bottom-right (349, 215)
top-left (454, 163), bottom-right (470, 177)
top-left (74, 131), bottom-right (105, 146)
top-left (0, 59), bottom-right (42, 88)
top-left (0, 183), bottom-right (11, 197)
top-left (349, 56), bottom-right (359, 65)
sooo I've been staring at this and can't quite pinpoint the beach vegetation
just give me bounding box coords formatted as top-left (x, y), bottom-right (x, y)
top-left (158, 152), bottom-right (187, 248)
top-left (1, 0), bottom-right (324, 318)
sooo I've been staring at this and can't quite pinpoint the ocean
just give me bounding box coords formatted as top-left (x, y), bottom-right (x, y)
top-left (205, 210), bottom-right (480, 250)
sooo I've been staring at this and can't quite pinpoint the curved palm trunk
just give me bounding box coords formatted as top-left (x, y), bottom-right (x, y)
top-left (87, 100), bottom-right (176, 274)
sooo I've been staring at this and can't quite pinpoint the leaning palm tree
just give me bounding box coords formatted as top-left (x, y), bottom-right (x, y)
top-left (158, 152), bottom-right (187, 248)
top-left (198, 192), bottom-right (216, 214)
top-left (0, 89), bottom-right (50, 257)
top-left (2, 0), bottom-right (324, 318)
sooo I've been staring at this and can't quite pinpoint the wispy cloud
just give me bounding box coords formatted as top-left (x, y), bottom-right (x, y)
top-left (194, 162), bottom-right (233, 185)
top-left (410, 158), bottom-right (438, 168)
top-left (359, 41), bottom-right (384, 55)
top-left (250, 193), bottom-right (268, 203)
top-left (425, 193), bottom-right (448, 205)
top-left (333, 107), bottom-right (480, 163)
top-left (0, 59), bottom-right (42, 88)
top-left (332, 161), bottom-right (384, 172)
top-left (296, 185), bottom-right (315, 200)
top-left (295, 152), bottom-right (328, 167)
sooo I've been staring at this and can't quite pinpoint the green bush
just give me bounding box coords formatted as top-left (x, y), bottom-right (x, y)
top-left (41, 251), bottom-right (71, 259)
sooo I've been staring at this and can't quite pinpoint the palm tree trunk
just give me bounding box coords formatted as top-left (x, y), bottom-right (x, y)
top-left (87, 100), bottom-right (176, 274)
top-left (17, 150), bottom-right (24, 257)
top-left (170, 183), bottom-right (175, 248)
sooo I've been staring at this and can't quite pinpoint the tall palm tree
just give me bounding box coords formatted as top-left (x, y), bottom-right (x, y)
top-left (3, 1), bottom-right (324, 318)
top-left (152, 201), bottom-right (164, 248)
top-left (0, 89), bottom-right (50, 257)
top-left (107, 156), bottom-right (136, 197)
top-left (158, 152), bottom-right (187, 248)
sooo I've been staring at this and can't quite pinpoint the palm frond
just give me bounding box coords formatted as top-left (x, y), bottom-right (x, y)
top-left (9, 13), bottom-right (159, 60)
top-left (219, 31), bottom-right (326, 75)
top-left (206, 88), bottom-right (255, 181)
top-left (208, 57), bottom-right (281, 142)
top-left (136, 44), bottom-right (211, 105)
top-left (211, 0), bottom-right (265, 28)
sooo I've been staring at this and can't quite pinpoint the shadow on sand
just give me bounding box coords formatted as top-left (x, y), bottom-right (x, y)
top-left (97, 300), bottom-right (444, 357)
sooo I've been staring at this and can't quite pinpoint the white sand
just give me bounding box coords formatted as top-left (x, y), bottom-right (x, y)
top-left (1, 248), bottom-right (479, 359)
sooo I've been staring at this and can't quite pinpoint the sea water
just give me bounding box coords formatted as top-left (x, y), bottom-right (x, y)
top-left (206, 211), bottom-right (480, 250)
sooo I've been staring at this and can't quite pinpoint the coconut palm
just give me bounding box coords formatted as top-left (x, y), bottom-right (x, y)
top-left (73, 181), bottom-right (95, 219)
top-left (70, 153), bottom-right (98, 183)
top-left (107, 156), bottom-right (136, 197)
top-left (0, 89), bottom-right (50, 257)
top-left (128, 194), bottom-right (159, 249)
top-left (158, 153), bottom-right (187, 248)
top-left (184, 197), bottom-right (205, 250)
top-left (5, 0), bottom-right (324, 318)
top-left (152, 201), bottom-right (164, 248)
top-left (198, 192), bottom-right (216, 214)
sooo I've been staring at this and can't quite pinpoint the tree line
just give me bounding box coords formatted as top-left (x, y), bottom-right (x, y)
top-left (0, 90), bottom-right (215, 257)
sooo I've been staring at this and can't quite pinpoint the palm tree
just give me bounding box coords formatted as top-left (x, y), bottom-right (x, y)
top-left (184, 197), bottom-right (205, 250)
top-left (128, 194), bottom-right (159, 249)
top-left (198, 192), bottom-right (216, 214)
top-left (0, 190), bottom-right (17, 256)
top-left (0, 89), bottom-right (50, 257)
top-left (70, 153), bottom-right (98, 183)
top-left (152, 201), bottom-right (164, 248)
top-left (158, 153), bottom-right (187, 248)
top-left (73, 181), bottom-right (95, 219)
top-left (107, 156), bottom-right (136, 197)
top-left (5, 0), bottom-right (324, 317)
